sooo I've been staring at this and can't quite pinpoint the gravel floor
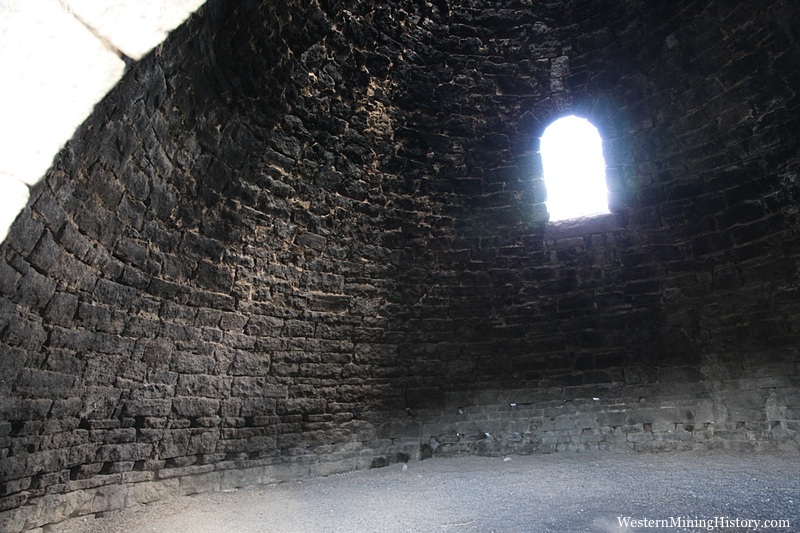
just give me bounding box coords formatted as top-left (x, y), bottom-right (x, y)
top-left (54, 450), bottom-right (800, 533)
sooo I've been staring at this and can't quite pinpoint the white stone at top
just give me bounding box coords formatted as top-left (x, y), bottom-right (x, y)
top-left (63, 0), bottom-right (207, 60)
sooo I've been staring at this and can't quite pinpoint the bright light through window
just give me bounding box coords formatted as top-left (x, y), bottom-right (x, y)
top-left (541, 115), bottom-right (609, 221)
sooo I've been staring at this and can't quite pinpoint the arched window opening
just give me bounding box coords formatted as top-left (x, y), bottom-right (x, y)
top-left (540, 115), bottom-right (609, 221)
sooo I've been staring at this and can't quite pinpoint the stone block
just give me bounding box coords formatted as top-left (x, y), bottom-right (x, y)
top-left (148, 180), bottom-right (177, 220)
top-left (15, 369), bottom-right (75, 399)
top-left (158, 463), bottom-right (215, 480)
top-left (224, 332), bottom-right (256, 351)
top-left (652, 419), bottom-right (676, 433)
top-left (1, 399), bottom-right (52, 422)
top-left (0, 500), bottom-right (34, 532)
top-left (277, 399), bottom-right (327, 416)
top-left (125, 478), bottom-right (179, 506)
top-left (170, 350), bottom-right (217, 375)
top-left (221, 467), bottom-right (263, 490)
top-left (283, 319), bottom-right (315, 338)
top-left (195, 308), bottom-right (223, 328)
top-left (572, 415), bottom-right (599, 430)
top-left (115, 238), bottom-right (149, 269)
top-left (23, 489), bottom-right (90, 530)
top-left (40, 430), bottom-right (89, 450)
top-left (603, 427), bottom-right (629, 444)
top-left (186, 290), bottom-right (237, 311)
top-left (79, 388), bottom-right (123, 420)
top-left (123, 399), bottom-right (172, 418)
top-left (626, 431), bottom-right (654, 443)
top-left (94, 279), bottom-right (137, 309)
top-left (0, 262), bottom-right (20, 298)
top-left (129, 382), bottom-right (174, 402)
top-left (100, 462), bottom-right (135, 475)
top-left (690, 401), bottom-right (717, 424)
top-left (94, 443), bottom-right (152, 463)
top-left (230, 351), bottom-right (271, 376)
top-left (244, 315), bottom-right (283, 336)
top-left (179, 471), bottom-right (221, 496)
top-left (596, 410), bottom-right (627, 427)
top-left (43, 352), bottom-right (83, 378)
top-left (310, 457), bottom-right (359, 478)
top-left (0, 476), bottom-right (31, 497)
top-left (28, 231), bottom-right (62, 273)
top-left (7, 210), bottom-right (44, 256)
top-left (547, 416), bottom-right (573, 431)
top-left (219, 312), bottom-right (247, 332)
top-left (121, 471), bottom-right (154, 484)
top-left (161, 429), bottom-right (219, 458)
top-left (179, 232), bottom-right (225, 263)
top-left (176, 374), bottom-right (231, 398)
top-left (194, 417), bottom-right (222, 428)
top-left (0, 347), bottom-right (26, 395)
top-left (172, 397), bottom-right (220, 418)
top-left (239, 400), bottom-right (277, 418)
top-left (295, 232), bottom-right (326, 251)
top-left (3, 316), bottom-right (48, 352)
top-left (231, 377), bottom-right (287, 399)
top-left (194, 261), bottom-right (234, 293)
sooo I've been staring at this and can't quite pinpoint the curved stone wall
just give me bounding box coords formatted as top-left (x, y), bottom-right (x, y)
top-left (1, 0), bottom-right (799, 529)
top-left (388, 0), bottom-right (800, 456)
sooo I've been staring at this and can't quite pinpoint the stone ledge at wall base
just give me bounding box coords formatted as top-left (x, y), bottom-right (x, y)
top-left (0, 445), bottom-right (419, 533)
top-left (407, 390), bottom-right (800, 459)
top-left (4, 434), bottom-right (799, 533)
top-left (424, 425), bottom-right (800, 459)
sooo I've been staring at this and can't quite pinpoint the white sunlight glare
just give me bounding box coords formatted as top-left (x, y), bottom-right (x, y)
top-left (540, 115), bottom-right (609, 221)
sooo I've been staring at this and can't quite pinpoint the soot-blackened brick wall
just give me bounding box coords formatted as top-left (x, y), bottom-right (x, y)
top-left (1, 0), bottom-right (799, 529)
top-left (385, 0), bottom-right (800, 456)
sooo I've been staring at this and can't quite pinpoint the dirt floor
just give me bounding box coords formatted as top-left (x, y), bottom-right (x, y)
top-left (51, 449), bottom-right (800, 532)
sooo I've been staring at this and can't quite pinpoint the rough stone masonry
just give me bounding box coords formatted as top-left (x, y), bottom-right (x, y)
top-left (1, 0), bottom-right (799, 530)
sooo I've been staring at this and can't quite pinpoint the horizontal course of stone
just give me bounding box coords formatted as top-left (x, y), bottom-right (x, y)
top-left (1, 0), bottom-right (799, 530)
